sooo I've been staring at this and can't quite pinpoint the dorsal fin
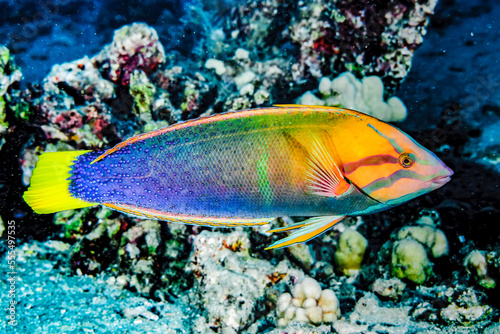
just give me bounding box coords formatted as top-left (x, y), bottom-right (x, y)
top-left (274, 104), bottom-right (344, 110)
top-left (92, 105), bottom-right (365, 164)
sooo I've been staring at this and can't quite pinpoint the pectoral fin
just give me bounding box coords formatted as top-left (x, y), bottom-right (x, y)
top-left (265, 215), bottom-right (345, 250)
top-left (303, 133), bottom-right (353, 198)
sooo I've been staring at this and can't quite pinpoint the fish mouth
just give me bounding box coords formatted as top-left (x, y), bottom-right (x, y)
top-left (430, 166), bottom-right (453, 188)
top-left (432, 175), bottom-right (451, 186)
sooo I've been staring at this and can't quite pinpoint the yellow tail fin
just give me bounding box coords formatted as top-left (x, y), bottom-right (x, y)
top-left (23, 150), bottom-right (98, 214)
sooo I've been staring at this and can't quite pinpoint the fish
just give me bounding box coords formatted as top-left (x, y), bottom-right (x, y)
top-left (23, 105), bottom-right (453, 249)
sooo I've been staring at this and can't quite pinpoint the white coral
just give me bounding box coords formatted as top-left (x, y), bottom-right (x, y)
top-left (297, 72), bottom-right (407, 122)
top-left (277, 277), bottom-right (340, 326)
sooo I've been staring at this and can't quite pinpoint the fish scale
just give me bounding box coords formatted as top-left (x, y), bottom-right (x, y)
top-left (70, 110), bottom-right (375, 218)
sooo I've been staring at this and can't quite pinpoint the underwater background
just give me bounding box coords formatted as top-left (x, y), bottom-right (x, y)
top-left (0, 0), bottom-right (499, 333)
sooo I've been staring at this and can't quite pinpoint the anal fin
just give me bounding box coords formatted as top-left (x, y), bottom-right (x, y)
top-left (103, 203), bottom-right (275, 227)
top-left (266, 221), bottom-right (307, 233)
top-left (265, 215), bottom-right (345, 250)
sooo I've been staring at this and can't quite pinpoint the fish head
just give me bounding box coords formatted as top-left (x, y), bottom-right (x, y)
top-left (341, 121), bottom-right (453, 206)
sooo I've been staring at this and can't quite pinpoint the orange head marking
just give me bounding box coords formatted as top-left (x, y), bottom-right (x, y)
top-left (340, 121), bottom-right (453, 206)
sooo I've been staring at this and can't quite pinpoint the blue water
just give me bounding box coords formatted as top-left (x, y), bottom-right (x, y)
top-left (0, 0), bottom-right (193, 82)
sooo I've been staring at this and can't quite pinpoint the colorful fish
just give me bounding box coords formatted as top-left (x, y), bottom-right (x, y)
top-left (24, 105), bottom-right (453, 249)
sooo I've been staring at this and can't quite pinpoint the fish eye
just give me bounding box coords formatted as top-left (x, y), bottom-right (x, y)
top-left (399, 153), bottom-right (415, 168)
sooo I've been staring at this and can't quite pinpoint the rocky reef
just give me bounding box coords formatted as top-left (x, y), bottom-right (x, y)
top-left (0, 0), bottom-right (499, 333)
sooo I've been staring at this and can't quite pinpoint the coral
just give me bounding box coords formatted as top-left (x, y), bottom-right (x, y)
top-left (20, 23), bottom-right (172, 177)
top-left (0, 99), bottom-right (5, 137)
top-left (39, 56), bottom-right (115, 147)
top-left (0, 45), bottom-right (23, 137)
top-left (390, 210), bottom-right (449, 284)
top-left (234, 71), bottom-right (256, 89)
top-left (43, 56), bottom-right (115, 109)
top-left (153, 66), bottom-right (216, 121)
top-left (276, 276), bottom-right (341, 326)
top-left (396, 225), bottom-right (448, 259)
top-left (395, 210), bottom-right (449, 259)
top-left (334, 229), bottom-right (368, 276)
top-left (54, 208), bottom-right (93, 239)
top-left (297, 72), bottom-right (407, 122)
top-left (287, 243), bottom-right (315, 270)
top-left (288, 0), bottom-right (438, 89)
top-left (391, 238), bottom-right (433, 285)
top-left (94, 23), bottom-right (166, 85)
top-left (0, 45), bottom-right (22, 98)
top-left (118, 219), bottom-right (163, 293)
top-left (372, 278), bottom-right (406, 300)
top-left (129, 70), bottom-right (156, 114)
top-left (219, 56), bottom-right (290, 111)
top-left (409, 285), bottom-right (495, 327)
top-left (188, 230), bottom-right (303, 333)
top-left (52, 205), bottom-right (192, 296)
top-left (295, 91), bottom-right (325, 107)
top-left (205, 58), bottom-right (226, 76)
top-left (234, 48), bottom-right (250, 60)
top-left (180, 80), bottom-right (200, 114)
top-left (254, 89), bottom-right (270, 105)
top-left (20, 145), bottom-right (45, 186)
top-left (464, 250), bottom-right (496, 289)
top-left (440, 289), bottom-right (492, 325)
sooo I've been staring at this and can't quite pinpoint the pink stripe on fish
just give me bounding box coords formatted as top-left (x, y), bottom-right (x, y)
top-left (343, 155), bottom-right (398, 174)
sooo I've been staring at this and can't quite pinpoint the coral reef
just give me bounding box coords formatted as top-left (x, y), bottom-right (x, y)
top-left (188, 230), bottom-right (304, 333)
top-left (39, 56), bottom-right (115, 147)
top-left (439, 288), bottom-right (492, 325)
top-left (396, 223), bottom-right (449, 259)
top-left (0, 45), bottom-right (22, 145)
top-left (129, 69), bottom-right (156, 114)
top-left (94, 22), bottom-right (166, 85)
top-left (287, 0), bottom-right (438, 89)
